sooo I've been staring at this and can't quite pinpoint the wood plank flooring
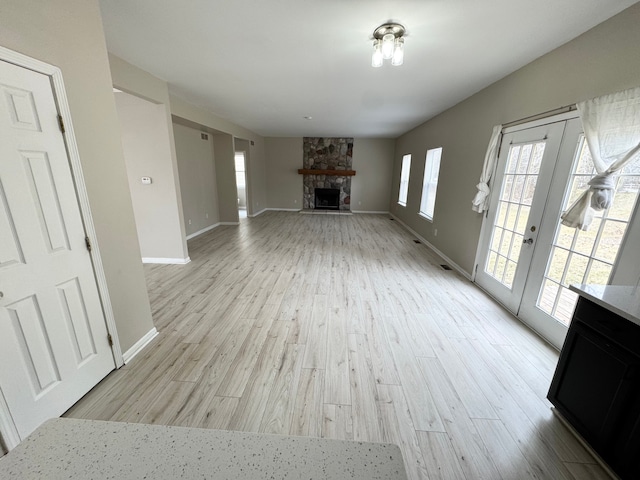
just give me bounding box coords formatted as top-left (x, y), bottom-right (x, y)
top-left (65, 212), bottom-right (607, 480)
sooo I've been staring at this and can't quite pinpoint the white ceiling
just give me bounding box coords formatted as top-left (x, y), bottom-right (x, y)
top-left (99, 0), bottom-right (637, 138)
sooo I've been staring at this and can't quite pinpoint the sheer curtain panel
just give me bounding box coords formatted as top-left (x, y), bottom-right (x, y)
top-left (561, 87), bottom-right (640, 230)
top-left (472, 125), bottom-right (502, 213)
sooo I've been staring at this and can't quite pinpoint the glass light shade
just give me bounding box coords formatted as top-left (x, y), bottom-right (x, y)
top-left (371, 40), bottom-right (383, 67)
top-left (381, 33), bottom-right (395, 59)
top-left (391, 37), bottom-right (404, 66)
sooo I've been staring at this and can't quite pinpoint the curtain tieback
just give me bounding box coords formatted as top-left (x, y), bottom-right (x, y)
top-left (588, 172), bottom-right (616, 210)
top-left (472, 182), bottom-right (490, 207)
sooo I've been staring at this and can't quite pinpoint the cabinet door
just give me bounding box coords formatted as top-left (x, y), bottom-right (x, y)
top-left (548, 321), bottom-right (640, 451)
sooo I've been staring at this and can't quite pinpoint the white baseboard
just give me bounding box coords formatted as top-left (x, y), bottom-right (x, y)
top-left (390, 214), bottom-right (471, 280)
top-left (186, 223), bottom-right (220, 240)
top-left (248, 208), bottom-right (267, 217)
top-left (122, 328), bottom-right (159, 364)
top-left (351, 210), bottom-right (390, 214)
top-left (266, 208), bottom-right (302, 212)
top-left (219, 221), bottom-right (240, 226)
top-left (142, 257), bottom-right (191, 265)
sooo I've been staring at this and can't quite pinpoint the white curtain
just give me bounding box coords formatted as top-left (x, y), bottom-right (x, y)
top-left (472, 125), bottom-right (502, 213)
top-left (561, 86), bottom-right (640, 230)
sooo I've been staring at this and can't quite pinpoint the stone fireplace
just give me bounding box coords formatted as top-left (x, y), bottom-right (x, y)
top-left (300, 137), bottom-right (354, 210)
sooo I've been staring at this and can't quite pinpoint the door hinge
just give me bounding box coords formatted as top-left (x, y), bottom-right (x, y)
top-left (57, 114), bottom-right (65, 134)
top-left (85, 236), bottom-right (92, 252)
top-left (107, 333), bottom-right (113, 347)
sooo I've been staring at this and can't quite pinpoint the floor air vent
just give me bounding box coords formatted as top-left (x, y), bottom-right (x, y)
top-left (440, 264), bottom-right (452, 271)
top-left (413, 239), bottom-right (421, 244)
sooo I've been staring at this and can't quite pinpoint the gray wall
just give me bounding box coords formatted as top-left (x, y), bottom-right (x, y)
top-left (115, 92), bottom-right (189, 261)
top-left (170, 95), bottom-right (268, 216)
top-left (264, 137), bottom-right (395, 212)
top-left (391, 3), bottom-right (640, 275)
top-left (0, 0), bottom-right (155, 353)
top-left (351, 138), bottom-right (395, 213)
top-left (110, 55), bottom-right (270, 231)
top-left (173, 122), bottom-right (219, 236)
top-left (265, 138), bottom-right (303, 210)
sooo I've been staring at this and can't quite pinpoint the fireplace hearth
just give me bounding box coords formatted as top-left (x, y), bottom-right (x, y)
top-left (314, 188), bottom-right (340, 210)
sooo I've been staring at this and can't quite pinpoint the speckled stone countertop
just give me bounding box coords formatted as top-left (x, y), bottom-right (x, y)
top-left (570, 284), bottom-right (640, 327)
top-left (0, 418), bottom-right (408, 479)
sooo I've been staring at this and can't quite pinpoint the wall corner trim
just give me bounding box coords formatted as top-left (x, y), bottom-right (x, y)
top-left (141, 257), bottom-right (191, 264)
top-left (122, 328), bottom-right (159, 364)
top-left (390, 214), bottom-right (472, 280)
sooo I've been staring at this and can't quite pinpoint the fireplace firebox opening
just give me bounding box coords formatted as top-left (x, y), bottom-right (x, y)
top-left (314, 188), bottom-right (340, 210)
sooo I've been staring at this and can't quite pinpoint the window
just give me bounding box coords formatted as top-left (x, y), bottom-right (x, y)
top-left (419, 147), bottom-right (442, 220)
top-left (398, 154), bottom-right (411, 205)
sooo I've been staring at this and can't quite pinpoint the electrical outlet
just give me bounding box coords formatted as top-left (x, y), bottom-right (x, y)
top-left (294, 199), bottom-right (297, 204)
top-left (358, 201), bottom-right (361, 206)
top-left (205, 213), bottom-right (209, 219)
top-left (434, 229), bottom-right (438, 236)
top-left (188, 219), bottom-right (192, 225)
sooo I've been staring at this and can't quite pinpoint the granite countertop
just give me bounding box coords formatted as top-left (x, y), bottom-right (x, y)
top-left (570, 284), bottom-right (640, 326)
top-left (0, 418), bottom-right (408, 479)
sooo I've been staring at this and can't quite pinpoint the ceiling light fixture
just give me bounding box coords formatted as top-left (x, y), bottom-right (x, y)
top-left (372, 22), bottom-right (405, 67)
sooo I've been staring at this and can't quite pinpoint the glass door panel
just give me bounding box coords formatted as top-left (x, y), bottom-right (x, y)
top-left (520, 123), bottom-right (640, 348)
top-left (484, 142), bottom-right (544, 289)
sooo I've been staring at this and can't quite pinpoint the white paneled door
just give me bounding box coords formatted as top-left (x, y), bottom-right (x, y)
top-left (0, 60), bottom-right (115, 440)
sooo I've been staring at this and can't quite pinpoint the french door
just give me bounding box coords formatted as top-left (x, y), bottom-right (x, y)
top-left (476, 116), bottom-right (640, 349)
top-left (475, 121), bottom-right (567, 313)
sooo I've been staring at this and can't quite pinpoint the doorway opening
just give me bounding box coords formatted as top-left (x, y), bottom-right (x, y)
top-left (235, 151), bottom-right (247, 218)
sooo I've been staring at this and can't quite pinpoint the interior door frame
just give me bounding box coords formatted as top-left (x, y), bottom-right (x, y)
top-left (234, 139), bottom-right (253, 217)
top-left (0, 46), bottom-right (122, 450)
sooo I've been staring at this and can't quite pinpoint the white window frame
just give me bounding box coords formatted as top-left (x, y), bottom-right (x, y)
top-left (419, 147), bottom-right (442, 221)
top-left (398, 154), bottom-right (411, 206)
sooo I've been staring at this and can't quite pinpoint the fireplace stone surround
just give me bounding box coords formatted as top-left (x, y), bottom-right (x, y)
top-left (302, 137), bottom-right (354, 210)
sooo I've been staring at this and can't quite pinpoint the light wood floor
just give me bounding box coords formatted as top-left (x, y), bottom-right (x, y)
top-left (65, 212), bottom-right (607, 480)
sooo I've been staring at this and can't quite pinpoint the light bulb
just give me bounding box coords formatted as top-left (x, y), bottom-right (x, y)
top-left (381, 33), bottom-right (395, 59)
top-left (371, 39), bottom-right (383, 67)
top-left (391, 37), bottom-right (404, 66)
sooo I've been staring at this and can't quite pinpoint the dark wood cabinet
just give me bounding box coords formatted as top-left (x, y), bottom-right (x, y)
top-left (548, 296), bottom-right (640, 479)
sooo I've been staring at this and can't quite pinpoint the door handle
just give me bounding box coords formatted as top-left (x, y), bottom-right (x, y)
top-left (523, 238), bottom-right (534, 245)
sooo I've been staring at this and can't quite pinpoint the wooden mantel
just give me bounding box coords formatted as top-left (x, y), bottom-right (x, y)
top-left (298, 169), bottom-right (356, 176)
